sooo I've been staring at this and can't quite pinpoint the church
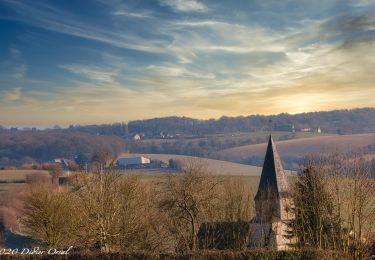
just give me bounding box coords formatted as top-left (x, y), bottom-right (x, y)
top-left (198, 135), bottom-right (296, 250)
top-left (249, 135), bottom-right (296, 249)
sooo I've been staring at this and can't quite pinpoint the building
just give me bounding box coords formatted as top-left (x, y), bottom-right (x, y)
top-left (117, 156), bottom-right (150, 169)
top-left (198, 135), bottom-right (296, 250)
top-left (52, 158), bottom-right (70, 171)
top-left (300, 128), bottom-right (311, 132)
top-left (133, 134), bottom-right (141, 141)
top-left (250, 135), bottom-right (296, 250)
top-left (317, 127), bottom-right (322, 133)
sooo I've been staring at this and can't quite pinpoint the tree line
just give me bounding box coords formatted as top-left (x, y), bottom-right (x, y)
top-left (0, 132), bottom-right (125, 167)
top-left (53, 107), bottom-right (375, 136)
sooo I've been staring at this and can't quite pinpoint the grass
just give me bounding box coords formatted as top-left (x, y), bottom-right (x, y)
top-left (0, 170), bottom-right (49, 182)
top-left (0, 183), bottom-right (24, 192)
top-left (0, 170), bottom-right (49, 193)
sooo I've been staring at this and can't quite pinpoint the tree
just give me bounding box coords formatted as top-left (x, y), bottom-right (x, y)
top-left (73, 170), bottom-right (160, 252)
top-left (292, 153), bottom-right (375, 259)
top-left (158, 160), bottom-right (220, 252)
top-left (46, 163), bottom-right (64, 186)
top-left (292, 160), bottom-right (340, 249)
top-left (326, 153), bottom-right (375, 259)
top-left (21, 183), bottom-right (76, 247)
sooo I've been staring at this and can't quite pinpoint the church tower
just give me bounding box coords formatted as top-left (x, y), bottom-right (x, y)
top-left (250, 135), bottom-right (295, 250)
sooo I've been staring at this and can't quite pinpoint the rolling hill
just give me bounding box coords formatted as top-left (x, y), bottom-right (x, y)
top-left (218, 133), bottom-right (375, 164)
top-left (118, 153), bottom-right (263, 176)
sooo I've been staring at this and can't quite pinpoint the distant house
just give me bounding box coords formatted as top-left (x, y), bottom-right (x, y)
top-left (117, 156), bottom-right (150, 169)
top-left (317, 127), bottom-right (322, 133)
top-left (300, 128), bottom-right (311, 132)
top-left (133, 134), bottom-right (141, 141)
top-left (52, 158), bottom-right (70, 171)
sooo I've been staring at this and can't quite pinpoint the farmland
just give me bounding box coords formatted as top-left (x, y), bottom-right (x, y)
top-left (218, 133), bottom-right (375, 164)
top-left (0, 170), bottom-right (49, 192)
top-left (118, 153), bottom-right (263, 176)
top-left (0, 170), bottom-right (49, 182)
top-left (137, 131), bottom-right (330, 145)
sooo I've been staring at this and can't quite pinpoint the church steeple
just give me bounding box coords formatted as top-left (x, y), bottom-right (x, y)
top-left (255, 135), bottom-right (289, 200)
top-left (251, 135), bottom-right (296, 250)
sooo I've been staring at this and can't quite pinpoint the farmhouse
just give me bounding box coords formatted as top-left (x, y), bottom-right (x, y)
top-left (52, 158), bottom-right (70, 171)
top-left (117, 156), bottom-right (151, 169)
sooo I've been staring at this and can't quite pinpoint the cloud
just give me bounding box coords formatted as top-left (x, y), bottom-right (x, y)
top-left (111, 10), bottom-right (154, 19)
top-left (146, 64), bottom-right (215, 79)
top-left (1, 1), bottom-right (168, 53)
top-left (60, 64), bottom-right (119, 83)
top-left (1, 0), bottom-right (375, 125)
top-left (1, 87), bottom-right (23, 102)
top-left (159, 0), bottom-right (208, 12)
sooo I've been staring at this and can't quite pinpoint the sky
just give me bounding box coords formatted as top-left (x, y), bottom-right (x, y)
top-left (0, 0), bottom-right (374, 127)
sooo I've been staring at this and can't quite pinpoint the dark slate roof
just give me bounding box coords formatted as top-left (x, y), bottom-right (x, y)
top-left (255, 135), bottom-right (290, 199)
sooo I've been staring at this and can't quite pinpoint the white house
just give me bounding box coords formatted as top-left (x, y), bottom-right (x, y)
top-left (117, 156), bottom-right (150, 168)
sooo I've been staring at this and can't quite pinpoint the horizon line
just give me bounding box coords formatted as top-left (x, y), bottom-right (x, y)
top-left (1, 106), bottom-right (374, 129)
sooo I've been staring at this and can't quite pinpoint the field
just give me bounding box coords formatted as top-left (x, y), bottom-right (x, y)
top-left (0, 170), bottom-right (49, 182)
top-left (0, 170), bottom-right (49, 192)
top-left (218, 133), bottom-right (375, 163)
top-left (118, 153), bottom-right (262, 176)
top-left (138, 131), bottom-right (331, 145)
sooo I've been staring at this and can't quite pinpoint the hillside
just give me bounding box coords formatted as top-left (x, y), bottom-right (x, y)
top-left (0, 132), bottom-right (126, 167)
top-left (61, 107), bottom-right (375, 136)
top-left (218, 133), bottom-right (375, 167)
top-left (118, 153), bottom-right (263, 176)
top-left (128, 131), bottom-right (328, 157)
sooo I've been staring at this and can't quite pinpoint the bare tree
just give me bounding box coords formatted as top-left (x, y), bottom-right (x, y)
top-left (326, 153), bottom-right (375, 259)
top-left (73, 170), bottom-right (123, 252)
top-left (158, 159), bottom-right (220, 252)
top-left (197, 178), bottom-right (255, 250)
top-left (20, 183), bottom-right (75, 247)
top-left (218, 178), bottom-right (255, 222)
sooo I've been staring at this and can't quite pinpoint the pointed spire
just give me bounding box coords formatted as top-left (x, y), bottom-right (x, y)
top-left (255, 135), bottom-right (289, 200)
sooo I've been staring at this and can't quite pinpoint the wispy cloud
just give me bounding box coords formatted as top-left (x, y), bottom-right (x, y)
top-left (146, 64), bottom-right (215, 79)
top-left (60, 64), bottom-right (119, 83)
top-left (159, 0), bottom-right (208, 13)
top-left (1, 87), bottom-right (23, 102)
top-left (111, 10), bottom-right (154, 19)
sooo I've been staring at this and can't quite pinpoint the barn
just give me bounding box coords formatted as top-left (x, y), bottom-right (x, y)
top-left (117, 156), bottom-right (151, 169)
